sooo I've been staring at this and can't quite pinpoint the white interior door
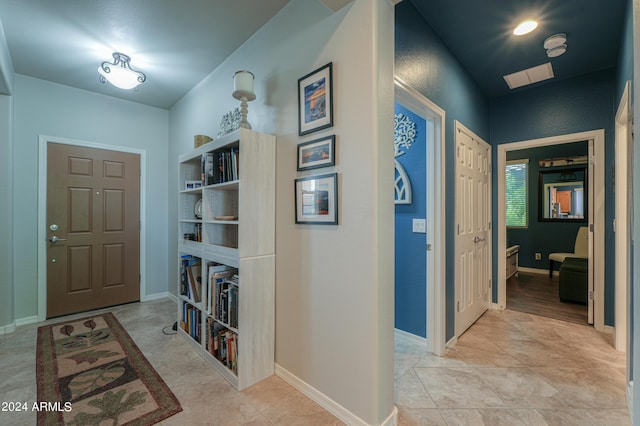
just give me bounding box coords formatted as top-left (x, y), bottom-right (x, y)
top-left (455, 122), bottom-right (491, 337)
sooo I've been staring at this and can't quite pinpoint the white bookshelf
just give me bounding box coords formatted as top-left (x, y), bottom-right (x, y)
top-left (177, 128), bottom-right (275, 390)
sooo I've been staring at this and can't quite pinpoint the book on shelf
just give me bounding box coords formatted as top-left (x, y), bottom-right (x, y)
top-left (180, 255), bottom-right (196, 299)
top-left (181, 255), bottom-right (201, 303)
top-left (206, 318), bottom-right (238, 374)
top-left (207, 264), bottom-right (237, 315)
top-left (203, 152), bottom-right (215, 186)
top-left (182, 302), bottom-right (202, 343)
top-left (214, 274), bottom-right (239, 328)
top-left (210, 148), bottom-right (239, 185)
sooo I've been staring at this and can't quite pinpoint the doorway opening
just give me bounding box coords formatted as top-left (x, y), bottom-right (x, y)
top-left (496, 130), bottom-right (605, 331)
top-left (504, 141), bottom-right (589, 325)
top-left (394, 77), bottom-right (446, 356)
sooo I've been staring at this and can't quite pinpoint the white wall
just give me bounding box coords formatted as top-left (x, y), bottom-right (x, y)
top-left (169, 0), bottom-right (395, 424)
top-left (0, 93), bottom-right (14, 332)
top-left (0, 19), bottom-right (14, 332)
top-left (12, 75), bottom-right (170, 319)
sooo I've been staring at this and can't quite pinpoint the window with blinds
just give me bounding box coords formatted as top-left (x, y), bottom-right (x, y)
top-left (506, 159), bottom-right (528, 228)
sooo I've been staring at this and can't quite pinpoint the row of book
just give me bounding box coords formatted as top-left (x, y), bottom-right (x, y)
top-left (201, 148), bottom-right (239, 186)
top-left (206, 318), bottom-right (238, 374)
top-left (180, 302), bottom-right (201, 343)
top-left (180, 255), bottom-right (202, 303)
top-left (212, 274), bottom-right (239, 329)
top-left (207, 265), bottom-right (238, 320)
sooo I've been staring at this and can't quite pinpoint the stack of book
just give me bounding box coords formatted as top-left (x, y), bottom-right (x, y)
top-left (207, 264), bottom-right (238, 320)
top-left (206, 318), bottom-right (238, 374)
top-left (202, 148), bottom-right (239, 186)
top-left (180, 255), bottom-right (202, 303)
top-left (181, 302), bottom-right (201, 343)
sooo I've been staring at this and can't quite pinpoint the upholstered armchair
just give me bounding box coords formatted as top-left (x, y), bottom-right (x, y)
top-left (548, 226), bottom-right (589, 277)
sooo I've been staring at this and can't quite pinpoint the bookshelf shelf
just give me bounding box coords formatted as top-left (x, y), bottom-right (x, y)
top-left (176, 128), bottom-right (275, 390)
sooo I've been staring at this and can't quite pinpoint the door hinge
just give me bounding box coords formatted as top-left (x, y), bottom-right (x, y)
top-left (489, 279), bottom-right (492, 289)
top-left (427, 243), bottom-right (432, 251)
top-left (589, 290), bottom-right (594, 300)
top-left (589, 156), bottom-right (596, 165)
top-left (590, 224), bottom-right (594, 232)
top-left (457, 301), bottom-right (460, 312)
top-left (457, 224), bottom-right (460, 234)
top-left (489, 221), bottom-right (492, 230)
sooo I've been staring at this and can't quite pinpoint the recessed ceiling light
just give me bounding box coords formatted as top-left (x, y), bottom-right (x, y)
top-left (514, 20), bottom-right (538, 36)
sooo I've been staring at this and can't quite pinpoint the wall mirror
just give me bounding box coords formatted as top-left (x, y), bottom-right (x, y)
top-left (539, 167), bottom-right (587, 222)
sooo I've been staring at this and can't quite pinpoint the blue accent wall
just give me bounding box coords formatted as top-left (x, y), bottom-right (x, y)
top-left (396, 1), bottom-right (490, 340)
top-left (616, 0), bottom-right (633, 101)
top-left (506, 142), bottom-right (588, 270)
top-left (394, 103), bottom-right (427, 338)
top-left (491, 69), bottom-right (617, 326)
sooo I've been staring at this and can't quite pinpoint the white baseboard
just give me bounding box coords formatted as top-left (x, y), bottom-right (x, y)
top-left (1, 315), bottom-right (38, 335)
top-left (0, 297), bottom-right (177, 335)
top-left (491, 303), bottom-right (505, 310)
top-left (603, 325), bottom-right (615, 335)
top-left (275, 364), bottom-right (397, 426)
top-left (517, 266), bottom-right (556, 276)
top-left (381, 406), bottom-right (398, 426)
top-left (141, 291), bottom-right (175, 302)
top-left (0, 322), bottom-right (16, 335)
top-left (627, 380), bottom-right (633, 418)
top-left (446, 335), bottom-right (458, 349)
top-left (394, 328), bottom-right (427, 347)
top-left (16, 315), bottom-right (38, 327)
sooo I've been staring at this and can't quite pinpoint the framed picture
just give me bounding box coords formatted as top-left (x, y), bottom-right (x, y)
top-left (295, 173), bottom-right (338, 225)
top-left (297, 135), bottom-right (335, 171)
top-left (298, 62), bottom-right (333, 136)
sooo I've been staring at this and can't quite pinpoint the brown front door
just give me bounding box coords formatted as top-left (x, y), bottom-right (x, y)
top-left (47, 142), bottom-right (140, 318)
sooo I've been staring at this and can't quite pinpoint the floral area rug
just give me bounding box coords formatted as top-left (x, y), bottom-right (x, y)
top-left (36, 312), bottom-right (181, 425)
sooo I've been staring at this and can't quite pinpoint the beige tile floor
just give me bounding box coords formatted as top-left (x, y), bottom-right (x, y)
top-left (0, 299), bottom-right (630, 425)
top-left (395, 309), bottom-right (631, 425)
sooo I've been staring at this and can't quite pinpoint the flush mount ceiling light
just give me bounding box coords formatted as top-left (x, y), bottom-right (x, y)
top-left (98, 52), bottom-right (146, 90)
top-left (544, 33), bottom-right (567, 58)
top-left (513, 20), bottom-right (538, 36)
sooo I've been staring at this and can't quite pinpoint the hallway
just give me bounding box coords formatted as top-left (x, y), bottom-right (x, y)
top-left (395, 309), bottom-right (629, 425)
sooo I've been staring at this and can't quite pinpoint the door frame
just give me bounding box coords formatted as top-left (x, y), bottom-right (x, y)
top-left (615, 81), bottom-right (631, 353)
top-left (37, 135), bottom-right (146, 321)
top-left (394, 77), bottom-right (447, 356)
top-left (496, 129), bottom-right (605, 331)
top-left (454, 121), bottom-right (492, 337)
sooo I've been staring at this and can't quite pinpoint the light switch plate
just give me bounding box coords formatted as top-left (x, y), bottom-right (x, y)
top-left (412, 218), bottom-right (426, 233)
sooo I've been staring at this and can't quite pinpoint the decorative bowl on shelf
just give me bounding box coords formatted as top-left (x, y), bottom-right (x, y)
top-left (194, 134), bottom-right (212, 148)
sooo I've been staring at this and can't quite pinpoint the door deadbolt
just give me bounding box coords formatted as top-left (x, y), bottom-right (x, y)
top-left (49, 224), bottom-right (58, 231)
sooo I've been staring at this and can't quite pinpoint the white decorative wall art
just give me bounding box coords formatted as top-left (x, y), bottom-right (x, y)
top-left (394, 160), bottom-right (412, 204)
top-left (394, 113), bottom-right (417, 158)
top-left (394, 113), bottom-right (417, 204)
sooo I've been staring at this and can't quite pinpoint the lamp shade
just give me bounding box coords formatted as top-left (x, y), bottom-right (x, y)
top-left (98, 65), bottom-right (141, 90)
top-left (98, 52), bottom-right (146, 90)
top-left (234, 70), bottom-right (254, 93)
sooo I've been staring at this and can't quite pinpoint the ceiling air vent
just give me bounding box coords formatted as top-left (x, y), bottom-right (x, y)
top-left (503, 62), bottom-right (554, 90)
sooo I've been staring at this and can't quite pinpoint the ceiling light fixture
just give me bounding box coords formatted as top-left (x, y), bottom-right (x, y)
top-left (544, 33), bottom-right (567, 58)
top-left (98, 52), bottom-right (146, 90)
top-left (513, 20), bottom-right (538, 36)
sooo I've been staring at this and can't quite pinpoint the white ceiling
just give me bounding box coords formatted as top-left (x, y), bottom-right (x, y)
top-left (0, 0), bottom-right (299, 109)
